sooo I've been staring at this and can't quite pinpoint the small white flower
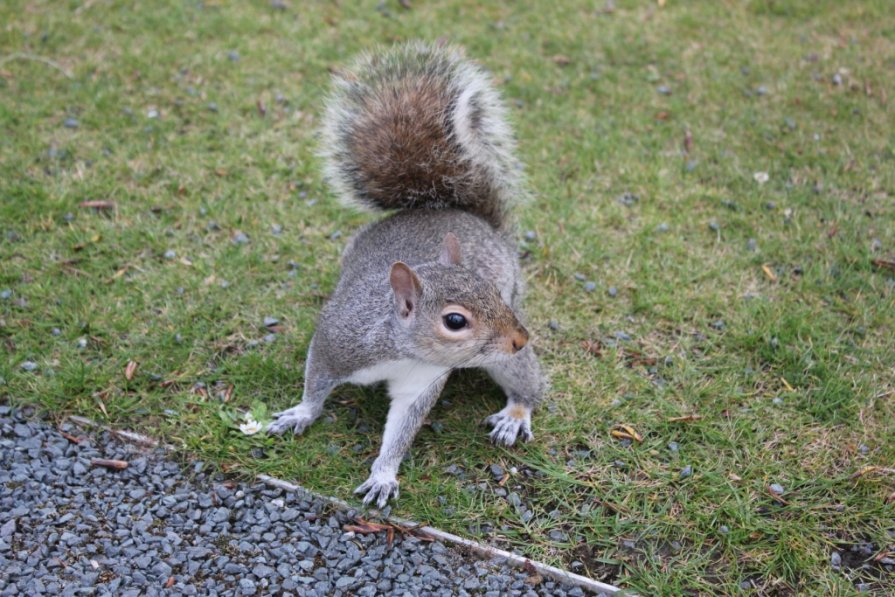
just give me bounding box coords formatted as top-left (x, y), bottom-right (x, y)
top-left (753, 171), bottom-right (769, 184)
top-left (239, 413), bottom-right (263, 435)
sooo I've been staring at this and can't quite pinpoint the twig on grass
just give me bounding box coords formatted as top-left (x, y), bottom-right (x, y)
top-left (0, 53), bottom-right (73, 79)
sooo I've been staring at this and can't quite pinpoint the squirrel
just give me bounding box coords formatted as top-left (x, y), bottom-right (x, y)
top-left (268, 41), bottom-right (547, 508)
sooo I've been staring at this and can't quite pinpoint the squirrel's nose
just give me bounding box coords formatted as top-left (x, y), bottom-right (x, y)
top-left (509, 327), bottom-right (529, 353)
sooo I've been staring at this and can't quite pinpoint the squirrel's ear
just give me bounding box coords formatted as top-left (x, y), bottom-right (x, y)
top-left (389, 261), bottom-right (422, 321)
top-left (438, 232), bottom-right (462, 267)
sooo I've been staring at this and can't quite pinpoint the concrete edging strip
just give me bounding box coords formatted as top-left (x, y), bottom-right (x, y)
top-left (67, 415), bottom-right (625, 595)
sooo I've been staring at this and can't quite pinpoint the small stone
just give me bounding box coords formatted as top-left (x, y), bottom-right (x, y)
top-left (617, 192), bottom-right (639, 207)
top-left (680, 465), bottom-right (693, 478)
top-left (708, 221), bottom-right (720, 232)
top-left (164, 249), bottom-right (176, 260)
top-left (506, 492), bottom-right (522, 509)
top-left (212, 507), bottom-right (231, 523)
top-left (524, 230), bottom-right (537, 241)
top-left (263, 333), bottom-right (277, 344)
top-left (63, 118), bottom-right (79, 129)
top-left (613, 331), bottom-right (632, 341)
top-left (263, 316), bottom-right (280, 327)
top-left (832, 73), bottom-right (842, 86)
top-left (228, 50), bottom-right (241, 62)
top-left (583, 281), bottom-right (596, 292)
top-left (489, 464), bottom-right (505, 480)
top-left (271, 224), bottom-right (283, 235)
top-left (656, 222), bottom-right (670, 233)
top-left (830, 551), bottom-right (841, 568)
top-left (548, 320), bottom-right (559, 331)
top-left (232, 231), bottom-right (250, 245)
top-left (76, 337), bottom-right (88, 349)
top-left (756, 85), bottom-right (769, 96)
top-left (0, 520), bottom-right (15, 537)
top-left (573, 273), bottom-right (585, 281)
top-left (330, 230), bottom-right (342, 240)
top-left (1, 289), bottom-right (12, 300)
top-left (746, 238), bottom-right (758, 252)
top-left (21, 361), bottom-right (39, 372)
top-left (769, 483), bottom-right (785, 495)
top-left (207, 102), bottom-right (219, 112)
top-left (607, 287), bottom-right (618, 298)
top-left (783, 117), bottom-right (797, 130)
top-left (147, 108), bottom-right (159, 119)
top-left (719, 525), bottom-right (730, 535)
top-left (710, 320), bottom-right (726, 331)
top-left (657, 85), bottom-right (671, 95)
top-left (239, 578), bottom-right (256, 595)
top-left (668, 442), bottom-right (679, 452)
top-left (772, 396), bottom-right (783, 405)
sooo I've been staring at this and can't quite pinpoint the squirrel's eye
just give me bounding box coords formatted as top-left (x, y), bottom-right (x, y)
top-left (443, 313), bottom-right (468, 331)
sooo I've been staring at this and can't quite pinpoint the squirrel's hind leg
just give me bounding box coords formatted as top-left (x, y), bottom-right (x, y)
top-left (268, 341), bottom-right (336, 436)
top-left (484, 346), bottom-right (546, 447)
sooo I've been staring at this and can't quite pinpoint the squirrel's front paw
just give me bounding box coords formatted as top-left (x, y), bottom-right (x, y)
top-left (485, 405), bottom-right (534, 447)
top-left (267, 405), bottom-right (318, 436)
top-left (354, 472), bottom-right (400, 508)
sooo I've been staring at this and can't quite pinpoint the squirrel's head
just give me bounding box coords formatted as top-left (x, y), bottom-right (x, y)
top-left (388, 233), bottom-right (529, 368)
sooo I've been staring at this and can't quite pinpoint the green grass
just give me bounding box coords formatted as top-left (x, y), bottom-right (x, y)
top-left (2, 0), bottom-right (894, 594)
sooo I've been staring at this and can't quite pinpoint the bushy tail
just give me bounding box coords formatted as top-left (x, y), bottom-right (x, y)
top-left (319, 41), bottom-right (524, 229)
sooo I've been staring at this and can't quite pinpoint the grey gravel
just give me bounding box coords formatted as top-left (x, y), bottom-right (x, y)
top-left (0, 408), bottom-right (593, 596)
top-left (769, 483), bottom-right (785, 495)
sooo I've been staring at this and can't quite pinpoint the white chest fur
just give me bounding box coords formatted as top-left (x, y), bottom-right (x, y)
top-left (346, 359), bottom-right (449, 391)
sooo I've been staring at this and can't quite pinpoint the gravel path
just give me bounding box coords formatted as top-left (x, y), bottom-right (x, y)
top-left (0, 406), bottom-right (601, 596)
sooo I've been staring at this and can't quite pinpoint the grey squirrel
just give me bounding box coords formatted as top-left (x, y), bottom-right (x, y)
top-left (268, 42), bottom-right (546, 507)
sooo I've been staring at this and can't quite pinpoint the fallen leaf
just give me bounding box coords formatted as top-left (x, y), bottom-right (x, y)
top-left (125, 360), bottom-right (138, 381)
top-left (761, 264), bottom-right (778, 282)
top-left (524, 572), bottom-right (543, 586)
top-left (59, 431), bottom-right (83, 444)
top-left (79, 200), bottom-right (116, 210)
top-left (343, 519), bottom-right (391, 534)
top-left (165, 577), bottom-right (175, 588)
top-left (581, 339), bottom-right (604, 357)
top-left (728, 472), bottom-right (742, 482)
top-left (668, 414), bottom-right (703, 423)
top-left (91, 458), bottom-right (129, 470)
top-left (552, 55), bottom-right (571, 66)
top-left (871, 258), bottom-right (895, 272)
top-left (851, 466), bottom-right (895, 480)
top-left (611, 424), bottom-right (643, 442)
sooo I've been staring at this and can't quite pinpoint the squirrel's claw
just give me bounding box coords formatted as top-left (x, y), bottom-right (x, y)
top-left (355, 473), bottom-right (400, 508)
top-left (485, 410), bottom-right (534, 447)
top-left (267, 406), bottom-right (317, 436)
